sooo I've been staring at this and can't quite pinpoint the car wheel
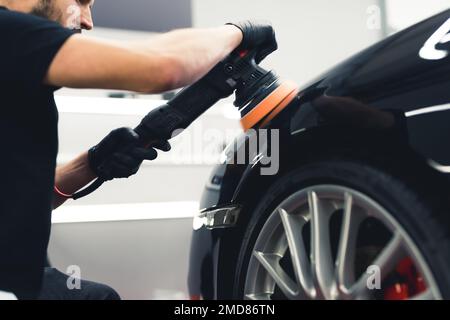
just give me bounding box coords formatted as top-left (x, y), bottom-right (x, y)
top-left (233, 159), bottom-right (450, 300)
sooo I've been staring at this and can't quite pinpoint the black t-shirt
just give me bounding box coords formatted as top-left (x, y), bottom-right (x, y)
top-left (0, 7), bottom-right (74, 299)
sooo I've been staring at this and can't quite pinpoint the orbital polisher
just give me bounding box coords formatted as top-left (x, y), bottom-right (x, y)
top-left (71, 39), bottom-right (299, 199)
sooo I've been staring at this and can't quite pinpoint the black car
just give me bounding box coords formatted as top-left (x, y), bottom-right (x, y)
top-left (189, 9), bottom-right (450, 300)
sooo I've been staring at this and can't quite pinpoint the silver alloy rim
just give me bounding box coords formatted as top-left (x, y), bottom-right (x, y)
top-left (244, 185), bottom-right (441, 300)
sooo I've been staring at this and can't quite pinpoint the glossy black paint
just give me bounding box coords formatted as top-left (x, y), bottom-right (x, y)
top-left (189, 10), bottom-right (450, 299)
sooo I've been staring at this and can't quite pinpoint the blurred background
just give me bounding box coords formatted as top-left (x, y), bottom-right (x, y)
top-left (48, 0), bottom-right (450, 299)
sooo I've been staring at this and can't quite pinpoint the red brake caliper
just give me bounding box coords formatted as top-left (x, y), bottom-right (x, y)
top-left (384, 257), bottom-right (427, 300)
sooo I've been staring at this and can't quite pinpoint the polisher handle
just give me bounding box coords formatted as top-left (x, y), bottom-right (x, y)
top-left (134, 48), bottom-right (271, 147)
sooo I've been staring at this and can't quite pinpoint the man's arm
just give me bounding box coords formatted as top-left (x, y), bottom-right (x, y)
top-left (45, 26), bottom-right (243, 93)
top-left (53, 152), bottom-right (96, 209)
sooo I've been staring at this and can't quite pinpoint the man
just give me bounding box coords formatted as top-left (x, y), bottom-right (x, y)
top-left (0, 0), bottom-right (276, 299)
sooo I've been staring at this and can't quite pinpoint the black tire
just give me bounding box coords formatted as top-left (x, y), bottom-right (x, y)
top-left (232, 159), bottom-right (450, 299)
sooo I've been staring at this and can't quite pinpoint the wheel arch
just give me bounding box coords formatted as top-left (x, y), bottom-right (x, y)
top-left (215, 124), bottom-right (450, 298)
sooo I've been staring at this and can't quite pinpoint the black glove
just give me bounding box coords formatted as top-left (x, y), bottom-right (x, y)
top-left (227, 20), bottom-right (278, 63)
top-left (88, 127), bottom-right (171, 181)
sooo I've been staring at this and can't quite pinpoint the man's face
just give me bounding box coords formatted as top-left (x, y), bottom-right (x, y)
top-left (31, 0), bottom-right (95, 31)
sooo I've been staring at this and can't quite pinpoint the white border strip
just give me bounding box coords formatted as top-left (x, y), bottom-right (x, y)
top-left (52, 201), bottom-right (198, 224)
top-left (405, 103), bottom-right (450, 117)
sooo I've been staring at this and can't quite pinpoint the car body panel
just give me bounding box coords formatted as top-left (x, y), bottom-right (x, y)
top-left (189, 9), bottom-right (450, 299)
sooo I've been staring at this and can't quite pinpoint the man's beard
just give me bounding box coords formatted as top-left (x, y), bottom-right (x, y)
top-left (30, 0), bottom-right (62, 24)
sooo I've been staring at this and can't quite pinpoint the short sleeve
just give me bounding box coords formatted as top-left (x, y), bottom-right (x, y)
top-left (0, 10), bottom-right (75, 92)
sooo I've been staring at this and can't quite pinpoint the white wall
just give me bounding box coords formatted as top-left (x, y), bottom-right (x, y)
top-left (386, 0), bottom-right (449, 33)
top-left (49, 210), bottom-right (195, 300)
top-left (192, 0), bottom-right (383, 87)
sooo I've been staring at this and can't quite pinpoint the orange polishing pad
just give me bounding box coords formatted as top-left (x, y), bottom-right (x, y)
top-left (240, 81), bottom-right (298, 131)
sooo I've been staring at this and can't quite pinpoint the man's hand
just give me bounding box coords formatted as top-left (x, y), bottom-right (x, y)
top-left (88, 127), bottom-right (171, 181)
top-left (227, 20), bottom-right (278, 63)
